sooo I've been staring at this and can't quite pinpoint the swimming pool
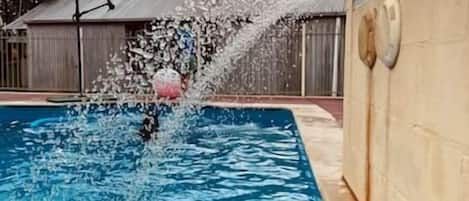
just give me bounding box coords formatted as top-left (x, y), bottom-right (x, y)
top-left (0, 105), bottom-right (323, 201)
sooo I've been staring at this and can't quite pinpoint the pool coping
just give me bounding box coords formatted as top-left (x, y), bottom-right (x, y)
top-left (0, 101), bottom-right (355, 201)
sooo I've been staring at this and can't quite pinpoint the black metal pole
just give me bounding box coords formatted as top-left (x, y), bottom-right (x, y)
top-left (48, 0), bottom-right (115, 103)
top-left (75, 0), bottom-right (84, 97)
top-left (73, 0), bottom-right (114, 97)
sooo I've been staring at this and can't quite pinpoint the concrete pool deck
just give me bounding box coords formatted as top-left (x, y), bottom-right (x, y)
top-left (0, 93), bottom-right (343, 126)
top-left (0, 92), bottom-right (354, 201)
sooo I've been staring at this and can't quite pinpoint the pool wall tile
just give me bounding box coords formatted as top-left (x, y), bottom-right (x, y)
top-left (369, 172), bottom-right (387, 201)
top-left (388, 46), bottom-right (421, 126)
top-left (386, 184), bottom-right (408, 201)
top-left (400, 0), bottom-right (433, 45)
top-left (463, 157), bottom-right (469, 201)
top-left (429, 142), bottom-right (465, 201)
top-left (387, 121), bottom-right (431, 201)
top-left (417, 41), bottom-right (469, 148)
top-left (431, 0), bottom-right (469, 42)
top-left (343, 100), bottom-right (368, 201)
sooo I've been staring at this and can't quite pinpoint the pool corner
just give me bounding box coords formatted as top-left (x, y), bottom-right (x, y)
top-left (209, 102), bottom-right (356, 201)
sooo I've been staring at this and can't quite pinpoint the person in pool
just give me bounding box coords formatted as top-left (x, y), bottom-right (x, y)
top-left (139, 25), bottom-right (197, 141)
top-left (139, 107), bottom-right (159, 142)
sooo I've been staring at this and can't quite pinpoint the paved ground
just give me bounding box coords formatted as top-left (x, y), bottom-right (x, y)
top-left (0, 92), bottom-right (70, 102)
top-left (0, 92), bottom-right (343, 126)
top-left (210, 95), bottom-right (343, 125)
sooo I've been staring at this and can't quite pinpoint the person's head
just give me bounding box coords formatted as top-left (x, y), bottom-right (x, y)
top-left (145, 106), bottom-right (158, 116)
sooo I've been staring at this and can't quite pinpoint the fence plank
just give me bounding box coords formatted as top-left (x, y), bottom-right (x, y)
top-left (27, 25), bottom-right (79, 91)
top-left (82, 24), bottom-right (126, 91)
top-left (0, 33), bottom-right (4, 87)
top-left (217, 22), bottom-right (303, 96)
top-left (0, 17), bottom-right (345, 95)
top-left (6, 31), bottom-right (10, 87)
top-left (14, 34), bottom-right (19, 88)
top-left (303, 17), bottom-right (345, 96)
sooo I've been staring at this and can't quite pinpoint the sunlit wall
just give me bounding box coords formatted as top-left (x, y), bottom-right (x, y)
top-left (343, 0), bottom-right (469, 200)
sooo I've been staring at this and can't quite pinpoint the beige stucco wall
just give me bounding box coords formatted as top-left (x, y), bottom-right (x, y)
top-left (343, 0), bottom-right (469, 201)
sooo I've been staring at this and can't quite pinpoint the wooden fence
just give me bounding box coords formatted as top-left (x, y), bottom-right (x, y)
top-left (0, 31), bottom-right (27, 90)
top-left (26, 24), bottom-right (125, 92)
top-left (216, 22), bottom-right (303, 96)
top-left (216, 17), bottom-right (345, 96)
top-left (304, 17), bottom-right (345, 96)
top-left (0, 16), bottom-right (345, 96)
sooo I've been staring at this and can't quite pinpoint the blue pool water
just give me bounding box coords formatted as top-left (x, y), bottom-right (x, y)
top-left (0, 105), bottom-right (323, 201)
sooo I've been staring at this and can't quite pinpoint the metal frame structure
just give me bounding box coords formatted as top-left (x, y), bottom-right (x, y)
top-left (73, 0), bottom-right (115, 97)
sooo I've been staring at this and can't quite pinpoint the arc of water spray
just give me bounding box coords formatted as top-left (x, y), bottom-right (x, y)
top-left (125, 0), bottom-right (322, 200)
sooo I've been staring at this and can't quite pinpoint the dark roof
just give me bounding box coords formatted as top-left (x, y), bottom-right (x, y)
top-left (6, 0), bottom-right (186, 29)
top-left (5, 0), bottom-right (345, 30)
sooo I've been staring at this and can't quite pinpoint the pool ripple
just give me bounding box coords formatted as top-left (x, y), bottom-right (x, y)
top-left (0, 109), bottom-right (322, 201)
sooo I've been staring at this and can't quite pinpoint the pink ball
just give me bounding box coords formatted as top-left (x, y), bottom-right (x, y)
top-left (152, 69), bottom-right (182, 99)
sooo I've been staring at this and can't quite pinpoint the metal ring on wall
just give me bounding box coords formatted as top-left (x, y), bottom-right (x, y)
top-left (375, 0), bottom-right (401, 69)
top-left (358, 11), bottom-right (377, 68)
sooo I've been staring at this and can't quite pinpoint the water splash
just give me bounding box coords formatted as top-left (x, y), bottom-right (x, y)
top-left (121, 1), bottom-right (320, 200)
top-left (11, 0), bottom-right (324, 200)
